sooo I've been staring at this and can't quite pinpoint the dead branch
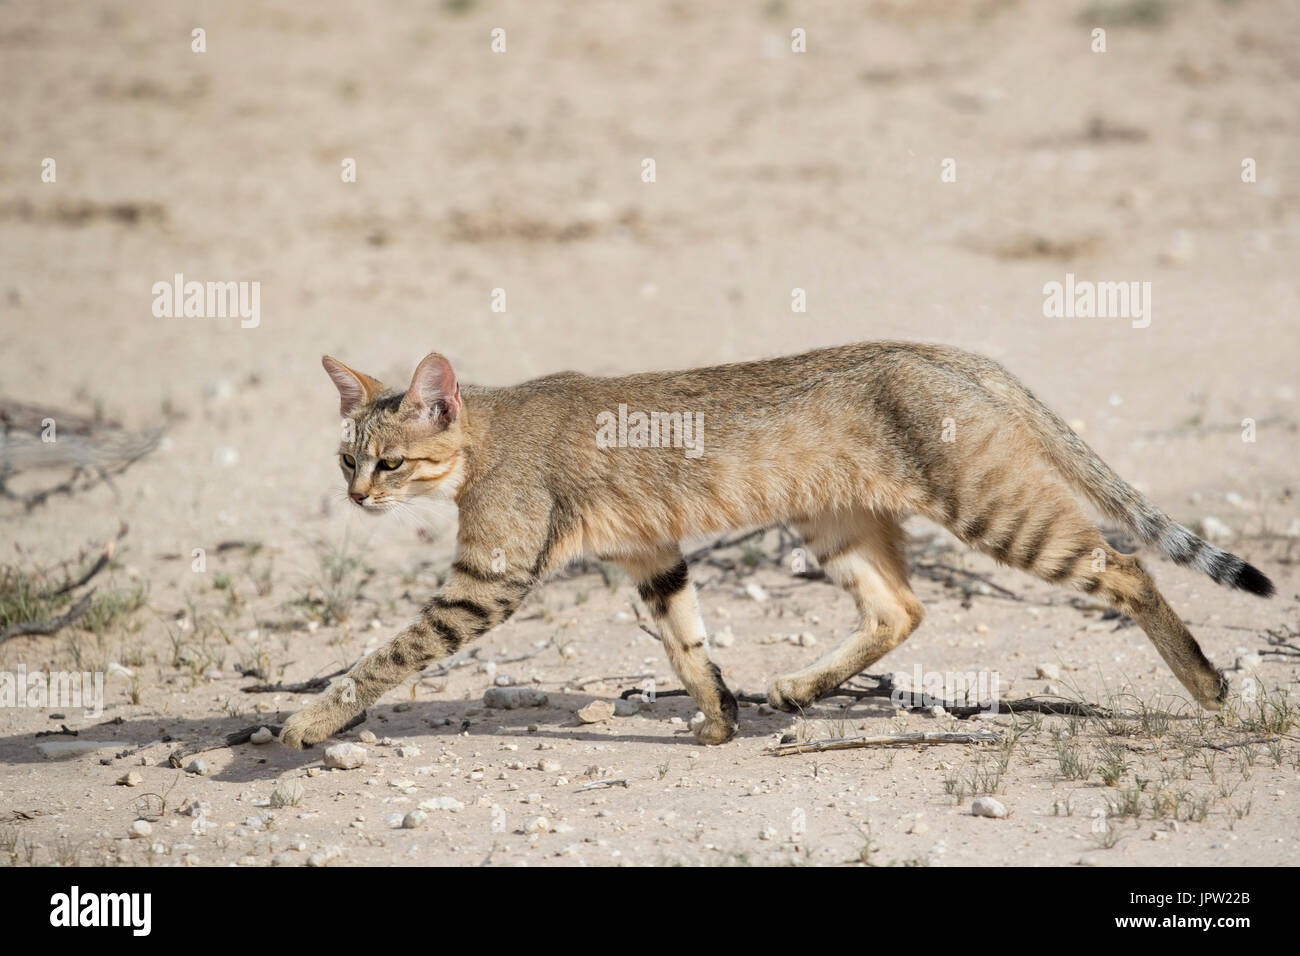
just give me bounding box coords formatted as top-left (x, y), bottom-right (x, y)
top-left (241, 668), bottom-right (348, 694)
top-left (40, 522), bottom-right (128, 598)
top-left (835, 680), bottom-right (1112, 718)
top-left (0, 397), bottom-right (162, 511)
top-left (618, 675), bottom-right (1113, 719)
top-left (912, 561), bottom-right (1023, 601)
top-left (774, 729), bottom-right (1002, 755)
top-left (1201, 735), bottom-right (1285, 753)
top-left (0, 589), bottom-right (95, 644)
top-left (683, 528), bottom-right (770, 565)
top-left (1260, 626), bottom-right (1300, 660)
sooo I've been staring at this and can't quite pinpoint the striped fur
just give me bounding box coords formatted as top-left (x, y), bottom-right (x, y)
top-left (279, 343), bottom-right (1273, 748)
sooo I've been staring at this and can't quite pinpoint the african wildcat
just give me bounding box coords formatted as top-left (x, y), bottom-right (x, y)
top-left (279, 343), bottom-right (1274, 748)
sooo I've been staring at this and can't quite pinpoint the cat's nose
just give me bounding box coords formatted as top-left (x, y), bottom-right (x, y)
top-left (349, 491), bottom-right (366, 505)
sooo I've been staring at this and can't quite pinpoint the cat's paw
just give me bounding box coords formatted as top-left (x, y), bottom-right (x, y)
top-left (1192, 669), bottom-right (1228, 712)
top-left (279, 700), bottom-right (354, 750)
top-left (766, 676), bottom-right (814, 714)
top-left (690, 713), bottom-right (738, 746)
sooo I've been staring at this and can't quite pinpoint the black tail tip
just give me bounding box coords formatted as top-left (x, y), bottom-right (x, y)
top-left (1235, 562), bottom-right (1276, 598)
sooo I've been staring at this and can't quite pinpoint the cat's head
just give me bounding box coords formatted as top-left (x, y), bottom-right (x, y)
top-left (322, 352), bottom-right (467, 513)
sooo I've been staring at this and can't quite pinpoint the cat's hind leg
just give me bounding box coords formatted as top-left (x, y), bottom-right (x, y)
top-left (768, 510), bottom-right (924, 712)
top-left (623, 547), bottom-right (739, 745)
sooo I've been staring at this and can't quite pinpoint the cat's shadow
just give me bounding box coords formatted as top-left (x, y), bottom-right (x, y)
top-left (0, 692), bottom-right (815, 787)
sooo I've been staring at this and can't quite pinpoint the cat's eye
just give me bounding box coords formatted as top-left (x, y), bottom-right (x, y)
top-left (341, 454), bottom-right (355, 469)
top-left (376, 457), bottom-right (404, 471)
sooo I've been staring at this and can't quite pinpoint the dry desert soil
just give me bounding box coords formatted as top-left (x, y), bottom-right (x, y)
top-left (0, 0), bottom-right (1297, 866)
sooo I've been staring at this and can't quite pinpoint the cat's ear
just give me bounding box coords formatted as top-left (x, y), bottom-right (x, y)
top-left (401, 352), bottom-right (462, 426)
top-left (322, 356), bottom-right (384, 415)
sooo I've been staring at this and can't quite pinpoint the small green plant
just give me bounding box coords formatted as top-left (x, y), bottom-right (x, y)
top-left (1056, 737), bottom-right (1094, 781)
top-left (1091, 818), bottom-right (1123, 849)
top-left (1105, 783), bottom-right (1143, 821)
top-left (292, 534), bottom-right (368, 624)
top-left (1097, 740), bottom-right (1129, 787)
top-left (854, 822), bottom-right (877, 866)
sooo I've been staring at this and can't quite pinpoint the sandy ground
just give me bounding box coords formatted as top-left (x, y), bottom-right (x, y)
top-left (1, 0), bottom-right (1298, 867)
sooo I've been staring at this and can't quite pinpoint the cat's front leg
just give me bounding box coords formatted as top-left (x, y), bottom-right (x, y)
top-left (278, 621), bottom-right (428, 748)
top-left (280, 563), bottom-right (534, 749)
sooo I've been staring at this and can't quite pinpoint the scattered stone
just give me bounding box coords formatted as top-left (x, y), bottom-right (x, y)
top-left (525, 816), bottom-right (550, 834)
top-left (538, 758), bottom-right (562, 773)
top-left (116, 771), bottom-right (143, 787)
top-left (493, 674), bottom-right (516, 686)
top-left (928, 705), bottom-right (947, 718)
top-left (971, 797), bottom-right (1007, 819)
top-left (186, 758), bottom-right (208, 776)
top-left (483, 687), bottom-right (549, 710)
top-left (36, 740), bottom-right (119, 759)
top-left (323, 743), bottom-right (368, 770)
top-left (179, 796), bottom-right (211, 817)
top-left (797, 631), bottom-right (817, 647)
top-left (396, 745), bottom-right (422, 759)
top-left (270, 780), bottom-right (304, 808)
top-left (1198, 516), bottom-right (1233, 543)
top-left (576, 700), bottom-right (616, 724)
top-left (613, 698), bottom-right (641, 717)
top-left (418, 796), bottom-right (464, 812)
top-left (759, 826), bottom-right (778, 841)
top-left (307, 845), bottom-right (344, 867)
top-left (129, 820), bottom-right (152, 839)
top-left (1035, 663), bottom-right (1061, 681)
top-left (712, 626), bottom-right (734, 648)
top-left (358, 730), bottom-right (378, 744)
top-left (250, 727), bottom-right (274, 745)
top-left (743, 582), bottom-right (768, 602)
top-left (402, 810), bottom-right (428, 829)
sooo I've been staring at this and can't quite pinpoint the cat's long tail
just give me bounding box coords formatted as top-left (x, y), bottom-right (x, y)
top-left (1009, 381), bottom-right (1275, 597)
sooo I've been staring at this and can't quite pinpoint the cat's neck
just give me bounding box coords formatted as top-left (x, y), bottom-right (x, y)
top-left (452, 390), bottom-right (493, 505)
